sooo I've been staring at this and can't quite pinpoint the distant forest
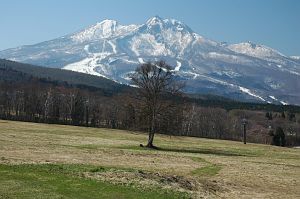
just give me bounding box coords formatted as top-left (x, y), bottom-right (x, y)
top-left (0, 59), bottom-right (299, 146)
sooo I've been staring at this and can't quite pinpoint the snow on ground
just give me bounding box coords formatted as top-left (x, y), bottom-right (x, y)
top-left (280, 101), bottom-right (288, 105)
top-left (63, 52), bottom-right (111, 78)
top-left (174, 61), bottom-right (182, 71)
top-left (291, 56), bottom-right (300, 60)
top-left (84, 45), bottom-right (90, 54)
top-left (269, 95), bottom-right (277, 100)
top-left (63, 57), bottom-right (105, 77)
top-left (182, 71), bottom-right (267, 102)
top-left (138, 58), bottom-right (145, 63)
top-left (108, 40), bottom-right (117, 54)
top-left (288, 70), bottom-right (300, 76)
top-left (130, 33), bottom-right (170, 56)
top-left (238, 86), bottom-right (266, 102)
top-left (206, 52), bottom-right (249, 64)
top-left (228, 42), bottom-right (285, 59)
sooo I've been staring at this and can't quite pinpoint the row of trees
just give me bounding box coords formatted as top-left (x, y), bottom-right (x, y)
top-left (0, 81), bottom-right (240, 142)
top-left (0, 61), bottom-right (299, 147)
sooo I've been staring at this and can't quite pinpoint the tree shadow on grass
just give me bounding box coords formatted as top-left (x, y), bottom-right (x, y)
top-left (155, 147), bottom-right (256, 157)
top-left (120, 145), bottom-right (258, 157)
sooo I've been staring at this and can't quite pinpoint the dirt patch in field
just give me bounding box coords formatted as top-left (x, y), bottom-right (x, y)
top-left (83, 168), bottom-right (225, 198)
top-left (85, 169), bottom-right (198, 190)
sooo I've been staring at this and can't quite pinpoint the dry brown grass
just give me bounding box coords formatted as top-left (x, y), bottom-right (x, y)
top-left (0, 120), bottom-right (299, 198)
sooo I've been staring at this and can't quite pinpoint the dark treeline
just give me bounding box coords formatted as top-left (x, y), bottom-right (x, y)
top-left (0, 77), bottom-right (299, 146)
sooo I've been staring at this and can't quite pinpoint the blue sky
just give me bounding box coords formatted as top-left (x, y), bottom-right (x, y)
top-left (1, 0), bottom-right (299, 55)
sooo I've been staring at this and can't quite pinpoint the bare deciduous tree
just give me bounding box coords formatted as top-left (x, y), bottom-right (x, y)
top-left (131, 61), bottom-right (182, 148)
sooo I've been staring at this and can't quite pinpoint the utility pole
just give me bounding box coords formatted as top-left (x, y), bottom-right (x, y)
top-left (242, 118), bottom-right (248, 144)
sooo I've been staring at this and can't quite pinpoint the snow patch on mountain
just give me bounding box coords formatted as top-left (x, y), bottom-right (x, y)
top-left (269, 95), bottom-right (277, 100)
top-left (84, 45), bottom-right (90, 53)
top-left (205, 52), bottom-right (250, 64)
top-left (63, 56), bottom-right (107, 77)
top-left (228, 41), bottom-right (285, 59)
top-left (71, 19), bottom-right (139, 42)
top-left (290, 56), bottom-right (300, 60)
top-left (63, 51), bottom-right (112, 78)
top-left (108, 40), bottom-right (117, 54)
top-left (138, 58), bottom-right (145, 63)
top-left (130, 33), bottom-right (170, 56)
top-left (184, 71), bottom-right (268, 102)
top-left (174, 61), bottom-right (182, 71)
top-left (289, 70), bottom-right (300, 76)
top-left (268, 96), bottom-right (288, 105)
top-left (239, 86), bottom-right (265, 102)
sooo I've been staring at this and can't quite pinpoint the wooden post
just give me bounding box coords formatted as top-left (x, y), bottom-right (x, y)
top-left (242, 118), bottom-right (247, 144)
top-left (243, 123), bottom-right (246, 144)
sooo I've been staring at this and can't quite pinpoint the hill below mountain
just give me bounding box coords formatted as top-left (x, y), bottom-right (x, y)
top-left (0, 59), bottom-right (128, 94)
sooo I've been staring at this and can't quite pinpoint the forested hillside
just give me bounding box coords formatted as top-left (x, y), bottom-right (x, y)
top-left (0, 59), bottom-right (128, 93)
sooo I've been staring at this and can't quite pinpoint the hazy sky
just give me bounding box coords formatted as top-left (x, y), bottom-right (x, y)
top-left (1, 0), bottom-right (299, 55)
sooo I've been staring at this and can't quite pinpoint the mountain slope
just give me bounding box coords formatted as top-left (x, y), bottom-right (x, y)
top-left (1, 16), bottom-right (300, 105)
top-left (0, 59), bottom-right (128, 93)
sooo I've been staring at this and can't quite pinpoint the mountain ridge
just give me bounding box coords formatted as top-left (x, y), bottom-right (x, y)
top-left (0, 16), bottom-right (299, 105)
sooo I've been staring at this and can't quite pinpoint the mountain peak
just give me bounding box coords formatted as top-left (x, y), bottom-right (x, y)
top-left (71, 19), bottom-right (120, 42)
top-left (146, 16), bottom-right (163, 25)
top-left (95, 19), bottom-right (119, 37)
top-left (228, 41), bottom-right (286, 58)
top-left (144, 16), bottom-right (193, 34)
top-left (245, 41), bottom-right (258, 49)
top-left (97, 19), bottom-right (118, 27)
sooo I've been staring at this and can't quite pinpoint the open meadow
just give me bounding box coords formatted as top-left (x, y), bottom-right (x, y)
top-left (0, 120), bottom-right (299, 198)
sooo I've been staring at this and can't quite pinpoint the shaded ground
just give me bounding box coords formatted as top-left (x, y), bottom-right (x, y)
top-left (0, 120), bottom-right (299, 198)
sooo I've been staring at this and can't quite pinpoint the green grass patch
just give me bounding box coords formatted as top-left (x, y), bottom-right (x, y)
top-left (0, 164), bottom-right (189, 199)
top-left (191, 164), bottom-right (222, 177)
top-left (190, 156), bottom-right (211, 164)
top-left (190, 156), bottom-right (222, 177)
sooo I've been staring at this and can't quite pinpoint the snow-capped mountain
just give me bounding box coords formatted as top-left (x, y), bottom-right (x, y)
top-left (1, 16), bottom-right (300, 105)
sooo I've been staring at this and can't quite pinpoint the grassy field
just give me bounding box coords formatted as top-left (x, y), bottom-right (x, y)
top-left (0, 120), bottom-right (299, 198)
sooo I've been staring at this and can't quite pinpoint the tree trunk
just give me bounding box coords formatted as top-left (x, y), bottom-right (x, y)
top-left (146, 107), bottom-right (156, 148)
top-left (146, 132), bottom-right (155, 147)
